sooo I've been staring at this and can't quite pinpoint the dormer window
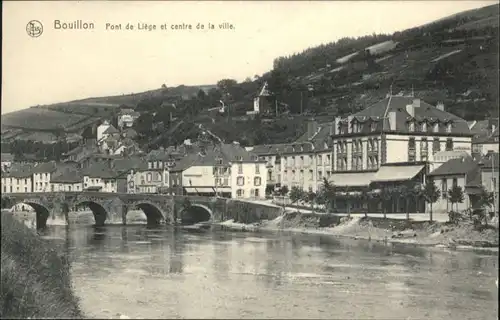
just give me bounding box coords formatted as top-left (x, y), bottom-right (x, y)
top-left (446, 122), bottom-right (452, 133)
top-left (433, 122), bottom-right (439, 133)
top-left (236, 156), bottom-right (243, 161)
top-left (408, 121), bottom-right (415, 132)
top-left (422, 122), bottom-right (427, 132)
top-left (370, 121), bottom-right (377, 132)
top-left (216, 157), bottom-right (223, 165)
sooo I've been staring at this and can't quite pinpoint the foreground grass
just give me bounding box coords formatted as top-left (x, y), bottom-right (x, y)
top-left (0, 213), bottom-right (83, 319)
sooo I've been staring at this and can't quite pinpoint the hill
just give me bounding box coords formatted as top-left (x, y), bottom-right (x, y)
top-left (1, 4), bottom-right (498, 152)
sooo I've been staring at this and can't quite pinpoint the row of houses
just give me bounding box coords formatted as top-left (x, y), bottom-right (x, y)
top-left (247, 95), bottom-right (499, 213)
top-left (1, 141), bottom-right (268, 200)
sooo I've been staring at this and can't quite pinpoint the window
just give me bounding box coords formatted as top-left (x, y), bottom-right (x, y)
top-left (432, 138), bottom-right (441, 154)
top-left (445, 138), bottom-right (453, 151)
top-left (216, 157), bottom-right (223, 165)
top-left (441, 178), bottom-right (447, 198)
top-left (408, 138), bottom-right (416, 162)
top-left (238, 163), bottom-right (243, 174)
top-left (146, 173), bottom-right (152, 182)
top-left (236, 156), bottom-right (243, 161)
top-left (309, 169), bottom-right (313, 180)
top-left (236, 189), bottom-right (244, 197)
top-left (254, 177), bottom-right (261, 186)
top-left (254, 189), bottom-right (260, 198)
top-left (237, 177), bottom-right (245, 186)
top-left (69, 186), bottom-right (72, 192)
top-left (148, 162), bottom-right (152, 169)
top-left (446, 123), bottom-right (452, 133)
top-left (452, 178), bottom-right (458, 188)
top-left (408, 121), bottom-right (415, 132)
top-left (371, 121), bottom-right (377, 132)
top-left (326, 155), bottom-right (331, 164)
top-left (420, 138), bottom-right (428, 162)
top-left (215, 178), bottom-right (222, 186)
top-left (223, 178), bottom-right (229, 186)
top-left (434, 122), bottom-right (440, 133)
top-left (318, 171), bottom-right (323, 179)
top-left (24, 187), bottom-right (27, 192)
top-left (24, 178), bottom-right (27, 184)
top-left (255, 163), bottom-right (260, 174)
top-left (317, 155), bottom-right (322, 164)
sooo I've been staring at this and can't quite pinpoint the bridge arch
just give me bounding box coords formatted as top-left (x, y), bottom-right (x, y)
top-left (181, 204), bottom-right (213, 225)
top-left (7, 200), bottom-right (51, 230)
top-left (75, 200), bottom-right (109, 226)
top-left (133, 201), bottom-right (167, 225)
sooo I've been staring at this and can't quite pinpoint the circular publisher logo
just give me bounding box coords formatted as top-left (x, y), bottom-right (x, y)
top-left (26, 20), bottom-right (43, 37)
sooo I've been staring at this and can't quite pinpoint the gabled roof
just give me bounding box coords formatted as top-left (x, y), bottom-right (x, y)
top-left (51, 169), bottom-right (83, 184)
top-left (103, 125), bottom-right (119, 134)
top-left (428, 156), bottom-right (478, 177)
top-left (350, 96), bottom-right (471, 135)
top-left (32, 161), bottom-right (58, 173)
top-left (81, 162), bottom-right (118, 179)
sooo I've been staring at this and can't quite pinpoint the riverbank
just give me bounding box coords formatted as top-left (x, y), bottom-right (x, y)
top-left (0, 212), bottom-right (83, 318)
top-left (215, 211), bottom-right (499, 251)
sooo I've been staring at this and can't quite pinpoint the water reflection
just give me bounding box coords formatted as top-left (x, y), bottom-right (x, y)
top-left (40, 225), bottom-right (499, 319)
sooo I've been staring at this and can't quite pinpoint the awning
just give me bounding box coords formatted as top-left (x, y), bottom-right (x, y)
top-left (184, 187), bottom-right (216, 193)
top-left (328, 172), bottom-right (375, 187)
top-left (372, 165), bottom-right (424, 183)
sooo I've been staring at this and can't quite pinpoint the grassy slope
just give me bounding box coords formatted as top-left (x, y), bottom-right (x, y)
top-left (0, 213), bottom-right (83, 318)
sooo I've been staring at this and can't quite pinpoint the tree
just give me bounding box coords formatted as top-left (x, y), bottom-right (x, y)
top-left (379, 186), bottom-right (394, 219)
top-left (319, 177), bottom-right (336, 213)
top-left (1, 196), bottom-right (13, 209)
top-left (448, 185), bottom-right (464, 212)
top-left (303, 190), bottom-right (317, 214)
top-left (289, 186), bottom-right (305, 210)
top-left (279, 185), bottom-right (289, 196)
top-left (423, 179), bottom-right (440, 222)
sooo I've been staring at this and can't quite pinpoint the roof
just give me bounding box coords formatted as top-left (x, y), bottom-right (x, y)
top-left (170, 143), bottom-right (262, 172)
top-left (346, 96), bottom-right (471, 136)
top-left (123, 128), bottom-right (138, 138)
top-left (50, 169), bottom-right (83, 184)
top-left (1, 153), bottom-right (14, 162)
top-left (32, 161), bottom-right (58, 173)
top-left (81, 162), bottom-right (118, 179)
top-left (112, 156), bottom-right (145, 173)
top-left (103, 125), bottom-right (119, 134)
top-left (1, 163), bottom-right (35, 178)
top-left (428, 156), bottom-right (478, 177)
top-left (478, 152), bottom-right (499, 169)
top-left (147, 148), bottom-right (175, 161)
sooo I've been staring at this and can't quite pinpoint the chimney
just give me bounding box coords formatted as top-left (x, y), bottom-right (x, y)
top-left (347, 116), bottom-right (354, 133)
top-left (436, 102), bottom-right (445, 111)
top-left (405, 104), bottom-right (415, 118)
top-left (389, 111), bottom-right (397, 131)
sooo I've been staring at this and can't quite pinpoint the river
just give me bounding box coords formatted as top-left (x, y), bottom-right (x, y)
top-left (38, 221), bottom-right (498, 319)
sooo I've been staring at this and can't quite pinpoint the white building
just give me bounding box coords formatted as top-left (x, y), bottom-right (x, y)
top-left (32, 161), bottom-right (58, 192)
top-left (169, 143), bottom-right (267, 199)
top-left (117, 109), bottom-right (140, 129)
top-left (1, 165), bottom-right (33, 194)
top-left (50, 168), bottom-right (83, 192)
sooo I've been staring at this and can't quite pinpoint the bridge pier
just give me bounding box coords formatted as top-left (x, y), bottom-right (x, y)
top-left (36, 211), bottom-right (48, 230)
top-left (94, 214), bottom-right (106, 227)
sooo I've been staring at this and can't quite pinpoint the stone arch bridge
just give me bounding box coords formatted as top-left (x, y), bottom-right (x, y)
top-left (2, 192), bottom-right (281, 230)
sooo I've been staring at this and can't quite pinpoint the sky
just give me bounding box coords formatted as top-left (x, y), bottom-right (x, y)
top-left (2, 1), bottom-right (497, 114)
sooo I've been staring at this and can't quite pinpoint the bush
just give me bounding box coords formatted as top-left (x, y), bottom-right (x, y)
top-left (448, 211), bottom-right (465, 224)
top-left (0, 213), bottom-right (83, 318)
